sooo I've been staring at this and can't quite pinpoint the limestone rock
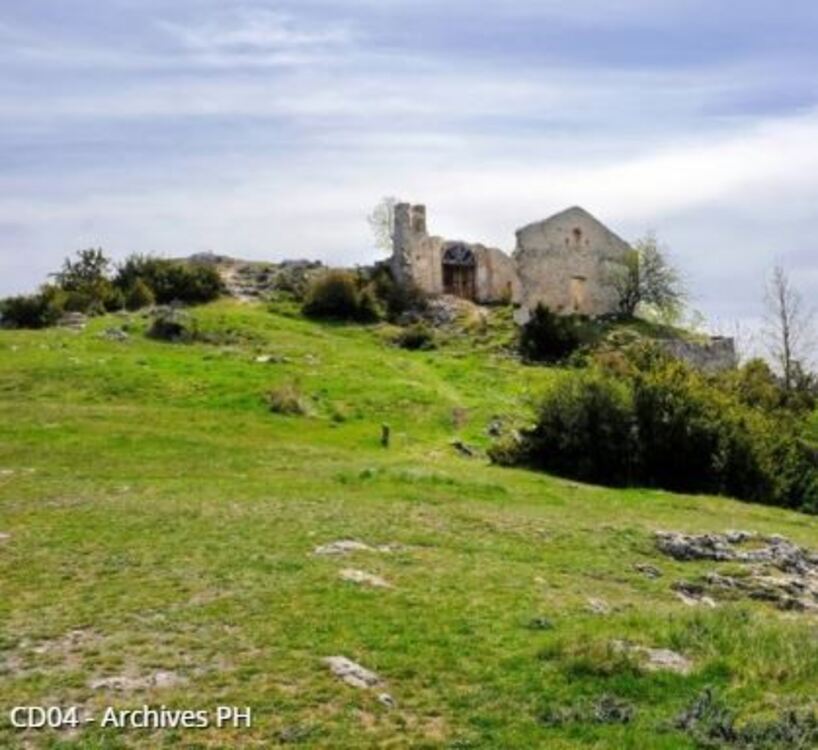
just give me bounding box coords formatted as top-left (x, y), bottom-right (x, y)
top-left (89, 670), bottom-right (185, 692)
top-left (586, 598), bottom-right (611, 615)
top-left (323, 656), bottom-right (381, 689)
top-left (101, 327), bottom-right (129, 342)
top-left (378, 693), bottom-right (397, 709)
top-left (634, 563), bottom-right (662, 579)
top-left (657, 530), bottom-right (818, 613)
top-left (612, 641), bottom-right (692, 674)
top-left (672, 581), bottom-right (716, 608)
top-left (339, 569), bottom-right (392, 589)
top-left (314, 540), bottom-right (399, 556)
top-left (314, 540), bottom-right (374, 556)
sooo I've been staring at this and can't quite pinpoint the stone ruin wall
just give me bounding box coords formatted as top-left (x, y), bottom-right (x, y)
top-left (512, 208), bottom-right (631, 321)
top-left (391, 203), bottom-right (520, 304)
top-left (657, 337), bottom-right (738, 374)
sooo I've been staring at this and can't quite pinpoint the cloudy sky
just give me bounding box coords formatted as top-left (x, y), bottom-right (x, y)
top-left (2, 1), bottom-right (818, 328)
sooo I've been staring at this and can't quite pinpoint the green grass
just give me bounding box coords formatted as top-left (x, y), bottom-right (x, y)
top-left (1, 300), bottom-right (818, 749)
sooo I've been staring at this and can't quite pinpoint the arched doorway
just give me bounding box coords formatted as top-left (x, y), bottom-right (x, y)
top-left (442, 244), bottom-right (476, 300)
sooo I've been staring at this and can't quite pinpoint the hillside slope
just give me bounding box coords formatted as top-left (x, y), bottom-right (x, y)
top-left (1, 301), bottom-right (818, 749)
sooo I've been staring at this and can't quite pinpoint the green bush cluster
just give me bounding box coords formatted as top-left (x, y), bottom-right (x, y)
top-left (266, 383), bottom-right (310, 416)
top-left (114, 254), bottom-right (223, 306)
top-left (0, 289), bottom-right (63, 329)
top-left (492, 349), bottom-right (818, 512)
top-left (0, 249), bottom-right (224, 329)
top-left (302, 270), bottom-right (379, 322)
top-left (519, 304), bottom-right (592, 363)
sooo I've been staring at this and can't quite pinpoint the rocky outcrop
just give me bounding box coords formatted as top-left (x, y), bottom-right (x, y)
top-left (188, 256), bottom-right (323, 301)
top-left (656, 531), bottom-right (818, 612)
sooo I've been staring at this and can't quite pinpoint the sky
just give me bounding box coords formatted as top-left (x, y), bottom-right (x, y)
top-left (2, 0), bottom-right (818, 333)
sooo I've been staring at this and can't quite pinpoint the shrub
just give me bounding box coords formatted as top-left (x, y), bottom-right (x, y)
top-left (115, 255), bottom-right (224, 305)
top-left (266, 383), bottom-right (310, 416)
top-left (498, 354), bottom-right (818, 512)
top-left (125, 279), bottom-right (155, 311)
top-left (519, 304), bottom-right (589, 363)
top-left (146, 309), bottom-right (196, 342)
top-left (393, 323), bottom-right (436, 351)
top-left (302, 271), bottom-right (379, 322)
top-left (54, 248), bottom-right (111, 292)
top-left (511, 371), bottom-right (637, 485)
top-left (371, 265), bottom-right (428, 322)
top-left (631, 360), bottom-right (764, 497)
top-left (103, 286), bottom-right (125, 312)
top-left (52, 248), bottom-right (120, 315)
top-left (356, 285), bottom-right (380, 323)
top-left (0, 290), bottom-right (63, 329)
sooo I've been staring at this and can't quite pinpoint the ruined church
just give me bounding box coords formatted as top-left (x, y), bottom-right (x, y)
top-left (389, 203), bottom-right (633, 322)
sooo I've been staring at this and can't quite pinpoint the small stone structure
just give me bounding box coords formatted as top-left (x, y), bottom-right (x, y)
top-left (389, 203), bottom-right (631, 322)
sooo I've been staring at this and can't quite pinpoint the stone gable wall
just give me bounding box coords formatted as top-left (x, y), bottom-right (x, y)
top-left (512, 208), bottom-right (631, 321)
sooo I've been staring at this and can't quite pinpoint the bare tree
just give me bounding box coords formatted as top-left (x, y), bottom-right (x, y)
top-left (763, 264), bottom-right (815, 391)
top-left (367, 196), bottom-right (398, 254)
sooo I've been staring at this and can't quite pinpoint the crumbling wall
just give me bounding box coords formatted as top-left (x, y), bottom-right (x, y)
top-left (657, 337), bottom-right (737, 373)
top-left (391, 203), bottom-right (518, 304)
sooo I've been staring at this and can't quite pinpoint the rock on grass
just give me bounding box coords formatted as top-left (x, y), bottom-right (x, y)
top-left (323, 656), bottom-right (381, 689)
top-left (339, 569), bottom-right (392, 588)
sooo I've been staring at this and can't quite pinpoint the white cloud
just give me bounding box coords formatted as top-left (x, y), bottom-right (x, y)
top-left (158, 8), bottom-right (355, 55)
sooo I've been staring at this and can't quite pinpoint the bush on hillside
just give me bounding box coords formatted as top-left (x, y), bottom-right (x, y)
top-left (51, 248), bottom-right (124, 316)
top-left (393, 323), bottom-right (436, 351)
top-left (371, 265), bottom-right (428, 322)
top-left (0, 289), bottom-right (63, 329)
top-left (125, 278), bottom-right (156, 311)
top-left (714, 357), bottom-right (818, 418)
top-left (302, 270), bottom-right (379, 322)
top-left (147, 309), bottom-right (196, 342)
top-left (266, 383), bottom-right (310, 416)
top-left (496, 370), bottom-right (636, 485)
top-left (493, 351), bottom-right (818, 512)
top-left (519, 304), bottom-right (590, 363)
top-left (115, 255), bottom-right (224, 305)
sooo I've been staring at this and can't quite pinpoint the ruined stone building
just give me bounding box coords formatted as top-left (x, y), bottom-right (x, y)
top-left (389, 203), bottom-right (632, 322)
top-left (388, 202), bottom-right (737, 371)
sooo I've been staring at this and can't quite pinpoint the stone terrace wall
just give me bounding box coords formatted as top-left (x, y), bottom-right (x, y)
top-left (657, 337), bottom-right (737, 373)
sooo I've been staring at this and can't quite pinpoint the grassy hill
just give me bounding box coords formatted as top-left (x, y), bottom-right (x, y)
top-left (2, 300), bottom-right (818, 749)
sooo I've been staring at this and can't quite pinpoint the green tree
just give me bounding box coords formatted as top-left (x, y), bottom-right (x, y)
top-left (125, 278), bottom-right (156, 311)
top-left (54, 248), bottom-right (111, 292)
top-left (612, 234), bottom-right (685, 320)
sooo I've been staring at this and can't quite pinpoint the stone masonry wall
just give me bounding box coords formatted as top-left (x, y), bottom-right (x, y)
top-left (657, 337), bottom-right (738, 373)
top-left (512, 206), bottom-right (631, 322)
